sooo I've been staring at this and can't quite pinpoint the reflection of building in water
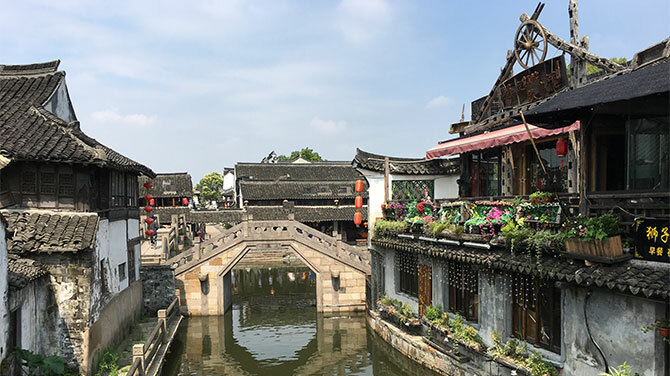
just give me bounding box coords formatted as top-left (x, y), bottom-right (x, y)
top-left (170, 311), bottom-right (370, 376)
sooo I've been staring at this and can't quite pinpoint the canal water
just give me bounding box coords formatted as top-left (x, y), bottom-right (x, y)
top-left (162, 266), bottom-right (437, 376)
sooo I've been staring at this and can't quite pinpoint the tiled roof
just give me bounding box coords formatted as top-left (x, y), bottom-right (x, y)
top-left (245, 206), bottom-right (366, 222)
top-left (7, 254), bottom-right (48, 289)
top-left (0, 60), bottom-right (154, 177)
top-left (1, 210), bottom-right (99, 253)
top-left (521, 59), bottom-right (670, 126)
top-left (372, 236), bottom-right (670, 300)
top-left (236, 162), bottom-right (364, 181)
top-left (353, 148), bottom-right (459, 175)
top-left (240, 181), bottom-right (365, 200)
top-left (139, 173), bottom-right (193, 198)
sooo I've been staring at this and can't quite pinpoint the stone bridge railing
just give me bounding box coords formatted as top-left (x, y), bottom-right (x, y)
top-left (166, 220), bottom-right (370, 275)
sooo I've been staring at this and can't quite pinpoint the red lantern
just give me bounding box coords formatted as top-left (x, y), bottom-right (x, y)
top-left (144, 205), bottom-right (153, 213)
top-left (355, 196), bottom-right (363, 209)
top-left (149, 198), bottom-right (155, 206)
top-left (143, 182), bottom-right (153, 189)
top-left (144, 194), bottom-right (153, 201)
top-left (145, 217), bottom-right (155, 225)
top-left (556, 139), bottom-right (568, 157)
top-left (182, 197), bottom-right (189, 206)
top-left (355, 179), bottom-right (364, 193)
top-left (145, 229), bottom-right (154, 237)
top-left (556, 139), bottom-right (569, 171)
top-left (354, 211), bottom-right (363, 226)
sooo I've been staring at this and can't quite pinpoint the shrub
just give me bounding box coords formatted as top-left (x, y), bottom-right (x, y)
top-left (373, 220), bottom-right (408, 239)
top-left (95, 348), bottom-right (120, 376)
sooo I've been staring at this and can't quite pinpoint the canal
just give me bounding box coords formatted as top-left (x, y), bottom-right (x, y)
top-left (162, 266), bottom-right (437, 376)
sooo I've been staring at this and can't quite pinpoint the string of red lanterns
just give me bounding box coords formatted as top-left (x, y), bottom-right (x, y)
top-left (354, 179), bottom-right (363, 226)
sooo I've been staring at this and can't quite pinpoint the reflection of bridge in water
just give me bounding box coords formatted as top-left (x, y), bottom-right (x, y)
top-left (167, 219), bottom-right (371, 315)
top-left (163, 310), bottom-right (371, 376)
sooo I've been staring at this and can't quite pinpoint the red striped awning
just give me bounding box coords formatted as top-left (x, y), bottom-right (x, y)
top-left (426, 121), bottom-right (580, 159)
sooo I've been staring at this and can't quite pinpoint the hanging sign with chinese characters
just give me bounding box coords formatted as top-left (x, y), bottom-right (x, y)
top-left (634, 218), bottom-right (670, 263)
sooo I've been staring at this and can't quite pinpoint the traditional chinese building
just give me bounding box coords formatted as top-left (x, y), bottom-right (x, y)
top-left (367, 3), bottom-right (669, 375)
top-left (139, 172), bottom-right (193, 208)
top-left (235, 161), bottom-right (368, 244)
top-left (0, 60), bottom-right (155, 374)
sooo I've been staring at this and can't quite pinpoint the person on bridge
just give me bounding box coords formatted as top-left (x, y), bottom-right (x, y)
top-left (149, 215), bottom-right (158, 247)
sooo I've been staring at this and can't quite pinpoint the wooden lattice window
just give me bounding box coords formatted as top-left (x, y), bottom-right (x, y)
top-left (392, 180), bottom-right (434, 201)
top-left (395, 249), bottom-right (418, 297)
top-left (446, 261), bottom-right (478, 322)
top-left (512, 273), bottom-right (561, 353)
top-left (40, 172), bottom-right (56, 194)
top-left (58, 173), bottom-right (75, 197)
top-left (21, 170), bottom-right (37, 193)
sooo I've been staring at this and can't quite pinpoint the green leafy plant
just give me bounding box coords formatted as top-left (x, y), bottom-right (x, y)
top-left (95, 348), bottom-right (120, 376)
top-left (449, 314), bottom-right (484, 351)
top-left (529, 191), bottom-right (553, 204)
top-left (489, 334), bottom-right (557, 376)
top-left (562, 212), bottom-right (620, 241)
top-left (16, 349), bottom-right (66, 376)
top-left (600, 362), bottom-right (638, 376)
top-left (373, 219), bottom-right (409, 239)
top-left (642, 318), bottom-right (670, 332)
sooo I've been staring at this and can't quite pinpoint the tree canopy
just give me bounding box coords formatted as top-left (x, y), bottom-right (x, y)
top-left (277, 147), bottom-right (324, 162)
top-left (194, 172), bottom-right (224, 204)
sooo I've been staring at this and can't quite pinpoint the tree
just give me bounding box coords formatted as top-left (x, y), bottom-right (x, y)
top-left (194, 172), bottom-right (224, 204)
top-left (277, 147), bottom-right (324, 162)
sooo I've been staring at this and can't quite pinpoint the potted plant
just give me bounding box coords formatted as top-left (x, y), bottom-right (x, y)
top-left (529, 191), bottom-right (553, 204)
top-left (561, 212), bottom-right (623, 262)
top-left (642, 319), bottom-right (670, 337)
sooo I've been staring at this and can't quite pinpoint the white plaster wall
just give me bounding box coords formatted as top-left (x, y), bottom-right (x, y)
top-left (94, 219), bottom-right (130, 301)
top-left (0, 223), bottom-right (8, 361)
top-left (109, 220), bottom-right (129, 291)
top-left (223, 171), bottom-right (235, 191)
top-left (434, 175), bottom-right (459, 199)
top-left (128, 218), bottom-right (140, 240)
top-left (362, 170), bottom-right (385, 242)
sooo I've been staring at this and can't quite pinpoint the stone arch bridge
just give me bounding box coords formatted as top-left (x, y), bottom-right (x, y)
top-left (165, 219), bottom-right (371, 315)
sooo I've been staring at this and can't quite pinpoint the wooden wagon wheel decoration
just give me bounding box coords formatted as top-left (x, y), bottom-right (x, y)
top-left (514, 19), bottom-right (548, 69)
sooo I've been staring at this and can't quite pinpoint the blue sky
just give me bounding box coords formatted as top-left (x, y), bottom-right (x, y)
top-left (1, 0), bottom-right (668, 182)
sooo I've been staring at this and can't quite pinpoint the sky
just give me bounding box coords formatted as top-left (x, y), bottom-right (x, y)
top-left (1, 0), bottom-right (668, 182)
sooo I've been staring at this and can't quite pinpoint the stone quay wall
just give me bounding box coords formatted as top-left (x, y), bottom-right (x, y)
top-left (140, 265), bottom-right (176, 317)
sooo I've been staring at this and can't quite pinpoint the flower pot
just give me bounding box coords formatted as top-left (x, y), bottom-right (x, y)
top-left (658, 327), bottom-right (670, 337)
top-left (564, 235), bottom-right (623, 259)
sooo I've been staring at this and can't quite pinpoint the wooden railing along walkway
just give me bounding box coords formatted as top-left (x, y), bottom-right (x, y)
top-left (126, 291), bottom-right (182, 376)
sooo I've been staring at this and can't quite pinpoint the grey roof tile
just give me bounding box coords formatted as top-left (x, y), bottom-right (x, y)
top-left (7, 254), bottom-right (48, 289)
top-left (353, 148), bottom-right (459, 175)
top-left (1, 210), bottom-right (99, 253)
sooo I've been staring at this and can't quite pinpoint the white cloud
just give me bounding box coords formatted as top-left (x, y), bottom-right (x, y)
top-left (90, 109), bottom-right (157, 127)
top-left (336, 0), bottom-right (391, 44)
top-left (426, 95), bottom-right (452, 108)
top-left (310, 117), bottom-right (347, 135)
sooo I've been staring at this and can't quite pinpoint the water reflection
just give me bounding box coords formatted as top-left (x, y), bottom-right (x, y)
top-left (162, 267), bottom-right (438, 376)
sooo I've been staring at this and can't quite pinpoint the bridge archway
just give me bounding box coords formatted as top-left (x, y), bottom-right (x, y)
top-left (170, 220), bottom-right (370, 316)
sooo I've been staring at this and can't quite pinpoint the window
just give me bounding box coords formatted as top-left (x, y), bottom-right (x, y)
top-left (118, 262), bottom-right (127, 281)
top-left (527, 141), bottom-right (569, 193)
top-left (626, 117), bottom-right (669, 191)
top-left (127, 248), bottom-right (136, 282)
top-left (512, 274), bottom-right (561, 353)
top-left (463, 149), bottom-right (501, 197)
top-left (58, 173), bottom-right (75, 197)
top-left (21, 169), bottom-right (37, 193)
top-left (126, 175), bottom-right (138, 207)
top-left (395, 250), bottom-right (418, 297)
top-left (111, 171), bottom-right (127, 207)
top-left (446, 261), bottom-right (478, 322)
top-left (392, 180), bottom-right (435, 201)
top-left (40, 172), bottom-right (56, 194)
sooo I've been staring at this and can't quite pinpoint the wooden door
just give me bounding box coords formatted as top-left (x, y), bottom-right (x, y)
top-left (418, 264), bottom-right (432, 317)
